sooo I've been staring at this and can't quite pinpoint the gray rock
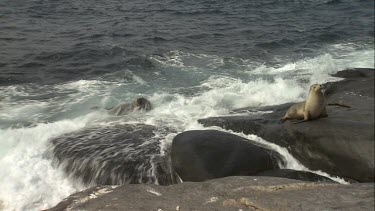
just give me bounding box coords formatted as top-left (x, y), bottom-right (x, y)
top-left (48, 176), bottom-right (375, 211)
top-left (199, 68), bottom-right (375, 182)
top-left (171, 130), bottom-right (284, 182)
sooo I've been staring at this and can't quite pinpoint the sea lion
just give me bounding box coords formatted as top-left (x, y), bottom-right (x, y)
top-left (281, 84), bottom-right (327, 123)
top-left (107, 97), bottom-right (152, 116)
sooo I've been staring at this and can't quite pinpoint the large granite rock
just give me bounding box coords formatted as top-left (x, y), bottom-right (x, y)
top-left (48, 176), bottom-right (374, 211)
top-left (49, 124), bottom-right (178, 186)
top-left (199, 68), bottom-right (375, 182)
top-left (171, 130), bottom-right (284, 182)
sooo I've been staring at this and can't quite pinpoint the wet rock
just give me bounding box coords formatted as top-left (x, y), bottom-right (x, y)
top-left (199, 68), bottom-right (375, 182)
top-left (48, 176), bottom-right (375, 211)
top-left (255, 169), bottom-right (336, 183)
top-left (49, 124), bottom-right (178, 186)
top-left (171, 130), bottom-right (283, 182)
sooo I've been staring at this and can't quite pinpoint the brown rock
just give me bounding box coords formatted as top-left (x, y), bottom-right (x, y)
top-left (48, 176), bottom-right (374, 211)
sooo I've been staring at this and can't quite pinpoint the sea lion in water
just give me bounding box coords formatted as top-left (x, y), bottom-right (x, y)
top-left (107, 97), bottom-right (152, 116)
top-left (281, 84), bottom-right (327, 123)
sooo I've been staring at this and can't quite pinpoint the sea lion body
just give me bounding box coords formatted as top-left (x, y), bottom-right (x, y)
top-left (107, 103), bottom-right (132, 116)
top-left (282, 84), bottom-right (327, 123)
top-left (304, 85), bottom-right (327, 120)
top-left (107, 97), bottom-right (152, 116)
top-left (282, 101), bottom-right (306, 120)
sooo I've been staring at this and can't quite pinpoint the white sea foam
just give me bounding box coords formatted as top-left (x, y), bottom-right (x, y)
top-left (150, 50), bottom-right (226, 69)
top-left (0, 113), bottom-right (104, 211)
top-left (236, 132), bottom-right (349, 184)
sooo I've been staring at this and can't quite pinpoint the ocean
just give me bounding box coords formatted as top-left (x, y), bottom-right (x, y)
top-left (0, 0), bottom-right (374, 210)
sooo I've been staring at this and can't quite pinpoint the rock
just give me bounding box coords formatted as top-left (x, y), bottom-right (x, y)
top-left (48, 176), bottom-right (375, 211)
top-left (49, 124), bottom-right (178, 186)
top-left (171, 130), bottom-right (284, 182)
top-left (199, 68), bottom-right (375, 182)
top-left (255, 169), bottom-right (336, 183)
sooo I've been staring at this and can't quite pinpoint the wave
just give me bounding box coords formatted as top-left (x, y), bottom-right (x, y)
top-left (0, 116), bottom-right (99, 210)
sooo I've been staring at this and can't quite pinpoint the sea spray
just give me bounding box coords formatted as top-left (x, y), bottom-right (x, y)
top-left (0, 117), bottom-right (94, 210)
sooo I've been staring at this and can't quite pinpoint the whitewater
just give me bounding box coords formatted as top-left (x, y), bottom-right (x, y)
top-left (0, 42), bottom-right (373, 210)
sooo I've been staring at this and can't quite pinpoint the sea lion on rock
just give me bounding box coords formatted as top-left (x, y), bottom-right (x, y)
top-left (108, 97), bottom-right (152, 115)
top-left (281, 84), bottom-right (327, 123)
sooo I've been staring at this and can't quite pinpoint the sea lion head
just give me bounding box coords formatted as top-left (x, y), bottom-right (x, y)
top-left (131, 97), bottom-right (152, 111)
top-left (309, 84), bottom-right (324, 93)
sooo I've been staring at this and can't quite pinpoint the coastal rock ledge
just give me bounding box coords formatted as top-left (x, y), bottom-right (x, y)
top-left (199, 68), bottom-right (374, 182)
top-left (49, 176), bottom-right (374, 211)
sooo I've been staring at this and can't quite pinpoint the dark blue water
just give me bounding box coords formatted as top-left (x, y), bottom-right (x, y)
top-left (0, 0), bottom-right (373, 85)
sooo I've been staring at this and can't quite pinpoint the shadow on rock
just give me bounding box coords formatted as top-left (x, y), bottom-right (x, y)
top-left (255, 169), bottom-right (337, 183)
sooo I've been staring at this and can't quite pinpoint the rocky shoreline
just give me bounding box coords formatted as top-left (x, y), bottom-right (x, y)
top-left (48, 68), bottom-right (374, 210)
top-left (199, 68), bottom-right (374, 182)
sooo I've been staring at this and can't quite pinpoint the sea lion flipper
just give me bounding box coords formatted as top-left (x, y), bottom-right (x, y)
top-left (303, 111), bottom-right (310, 121)
top-left (292, 120), bottom-right (307, 124)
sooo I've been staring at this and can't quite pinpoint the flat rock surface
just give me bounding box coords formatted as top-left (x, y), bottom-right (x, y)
top-left (49, 176), bottom-right (374, 211)
top-left (199, 68), bottom-right (375, 182)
